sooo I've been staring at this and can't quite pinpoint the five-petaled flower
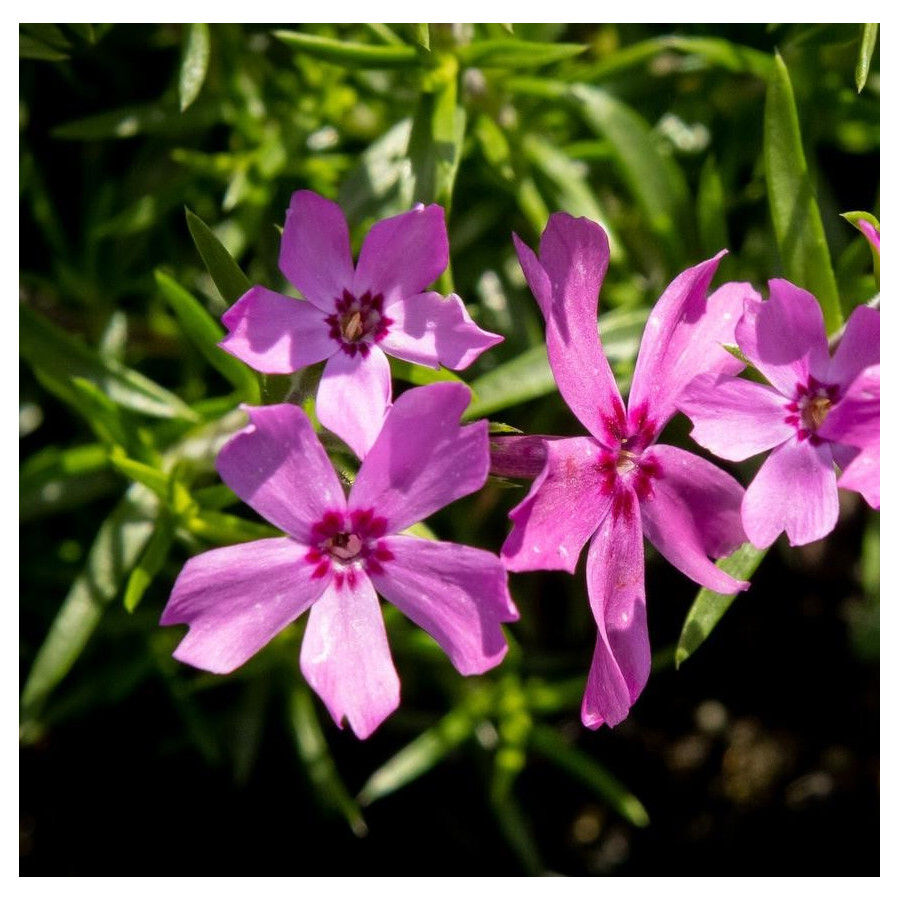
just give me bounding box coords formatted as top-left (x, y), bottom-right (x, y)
top-left (161, 383), bottom-right (518, 739)
top-left (503, 213), bottom-right (749, 729)
top-left (220, 190), bottom-right (502, 459)
top-left (679, 281), bottom-right (880, 546)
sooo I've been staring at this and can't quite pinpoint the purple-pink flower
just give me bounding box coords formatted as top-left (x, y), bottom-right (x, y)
top-left (161, 383), bottom-right (518, 739)
top-left (503, 213), bottom-right (749, 730)
top-left (679, 281), bottom-right (880, 547)
top-left (220, 190), bottom-right (502, 458)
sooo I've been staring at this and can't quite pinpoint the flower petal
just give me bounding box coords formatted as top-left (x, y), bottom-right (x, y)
top-left (371, 535), bottom-right (517, 675)
top-left (639, 445), bottom-right (749, 593)
top-left (581, 490), bottom-right (650, 729)
top-left (489, 434), bottom-right (555, 480)
top-left (838, 445), bottom-right (880, 509)
top-left (220, 286), bottom-right (336, 374)
top-left (161, 538), bottom-right (324, 674)
top-left (300, 571), bottom-right (399, 739)
top-left (742, 437), bottom-right (838, 547)
top-left (679, 373), bottom-right (795, 461)
top-left (819, 364), bottom-right (880, 449)
top-left (279, 190), bottom-right (355, 310)
top-left (501, 436), bottom-right (612, 574)
top-left (349, 382), bottom-right (487, 533)
top-left (353, 204), bottom-right (449, 305)
top-left (629, 259), bottom-right (747, 430)
top-left (380, 291), bottom-right (503, 370)
top-left (317, 347), bottom-right (392, 461)
top-left (827, 305), bottom-right (880, 390)
top-left (736, 280), bottom-right (830, 393)
top-left (216, 404), bottom-right (345, 542)
top-left (514, 214), bottom-right (625, 444)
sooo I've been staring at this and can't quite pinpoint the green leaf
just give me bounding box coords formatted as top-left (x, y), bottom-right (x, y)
top-left (19, 33), bottom-right (69, 61)
top-left (288, 685), bottom-right (368, 837)
top-left (457, 40), bottom-right (586, 69)
top-left (570, 84), bottom-right (692, 264)
top-left (841, 211), bottom-right (880, 287)
top-left (186, 510), bottom-right (280, 545)
top-left (108, 450), bottom-right (171, 501)
top-left (410, 24), bottom-right (430, 51)
top-left (21, 24), bottom-right (71, 50)
top-left (123, 513), bottom-right (176, 612)
top-left (155, 268), bottom-right (259, 400)
top-left (466, 307), bottom-right (647, 419)
top-left (764, 52), bottom-right (842, 332)
top-left (20, 485), bottom-right (157, 729)
top-left (358, 706), bottom-right (477, 806)
top-left (676, 542), bottom-right (768, 668)
top-left (856, 24), bottom-right (878, 93)
top-left (179, 23), bottom-right (211, 112)
top-left (273, 30), bottom-right (420, 69)
top-left (406, 57), bottom-right (466, 212)
top-left (697, 155), bottom-right (729, 258)
top-left (68, 378), bottom-right (151, 460)
top-left (184, 207), bottom-right (253, 305)
top-left (388, 357), bottom-right (464, 387)
top-left (52, 102), bottom-right (214, 140)
top-left (530, 723), bottom-right (650, 827)
top-left (20, 303), bottom-right (198, 421)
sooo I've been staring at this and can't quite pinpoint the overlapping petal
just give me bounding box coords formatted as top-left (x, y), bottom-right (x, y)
top-left (639, 445), bottom-right (748, 593)
top-left (501, 436), bottom-right (612, 574)
top-left (300, 574), bottom-right (400, 740)
top-left (827, 305), bottom-right (880, 389)
top-left (629, 256), bottom-right (746, 429)
top-left (838, 446), bottom-right (880, 508)
top-left (216, 405), bottom-right (345, 542)
top-left (581, 490), bottom-right (650, 729)
top-left (380, 291), bottom-right (502, 370)
top-left (679, 373), bottom-right (795, 461)
top-left (514, 214), bottom-right (625, 444)
top-left (371, 535), bottom-right (517, 676)
top-left (742, 437), bottom-right (838, 547)
top-left (317, 347), bottom-right (392, 460)
top-left (353, 204), bottom-right (448, 304)
top-left (220, 286), bottom-right (336, 374)
top-left (350, 382), bottom-right (487, 533)
top-left (162, 538), bottom-right (325, 674)
top-left (736, 280), bottom-right (830, 392)
top-left (279, 190), bottom-right (355, 310)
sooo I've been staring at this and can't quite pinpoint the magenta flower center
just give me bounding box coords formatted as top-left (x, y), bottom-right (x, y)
top-left (326, 289), bottom-right (393, 358)
top-left (786, 377), bottom-right (839, 444)
top-left (595, 403), bottom-right (661, 509)
top-left (306, 508), bottom-right (394, 588)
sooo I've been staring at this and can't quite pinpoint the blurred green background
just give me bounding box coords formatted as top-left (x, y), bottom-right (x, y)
top-left (20, 24), bottom-right (879, 875)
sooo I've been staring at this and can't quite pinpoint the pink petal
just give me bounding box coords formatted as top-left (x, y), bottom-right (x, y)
top-left (629, 258), bottom-right (746, 429)
top-left (279, 191), bottom-right (355, 311)
top-left (161, 538), bottom-right (324, 674)
top-left (380, 291), bottom-right (503, 370)
top-left (827, 305), bottom-right (880, 390)
top-left (317, 347), bottom-right (392, 460)
top-left (489, 434), bottom-right (555, 480)
top-left (501, 436), bottom-right (612, 574)
top-left (300, 572), bottom-right (399, 739)
top-left (639, 445), bottom-right (749, 593)
top-left (742, 437), bottom-right (839, 547)
top-left (838, 445), bottom-right (880, 509)
top-left (220, 286), bottom-right (336, 374)
top-left (581, 489), bottom-right (650, 729)
top-left (819, 364), bottom-right (880, 449)
top-left (216, 405), bottom-right (346, 543)
top-left (349, 382), bottom-right (487, 533)
top-left (678, 373), bottom-right (795, 461)
top-left (736, 280), bottom-right (830, 393)
top-left (858, 219), bottom-right (880, 254)
top-left (353, 204), bottom-right (449, 305)
top-left (514, 214), bottom-right (626, 444)
top-left (370, 535), bottom-right (517, 675)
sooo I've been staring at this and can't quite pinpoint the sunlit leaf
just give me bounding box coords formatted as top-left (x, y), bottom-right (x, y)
top-left (676, 542), bottom-right (768, 668)
top-left (274, 30), bottom-right (420, 68)
top-left (530, 723), bottom-right (650, 827)
top-left (20, 303), bottom-right (199, 421)
top-left (155, 267), bottom-right (259, 400)
top-left (458, 39), bottom-right (586, 69)
top-left (856, 24), bottom-right (878, 93)
top-left (179, 23), bottom-right (210, 112)
top-left (358, 705), bottom-right (477, 805)
top-left (186, 510), bottom-right (280, 545)
top-left (388, 357), bottom-right (464, 387)
top-left (123, 513), bottom-right (176, 612)
top-left (289, 685), bottom-right (368, 836)
top-left (410, 24), bottom-right (430, 51)
top-left (184, 207), bottom-right (253, 305)
top-left (764, 52), bottom-right (841, 332)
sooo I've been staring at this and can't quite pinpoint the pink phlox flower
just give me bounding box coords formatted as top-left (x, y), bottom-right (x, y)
top-left (161, 382), bottom-right (518, 739)
top-left (679, 281), bottom-right (880, 547)
top-left (219, 190), bottom-right (502, 459)
top-left (858, 219), bottom-right (880, 256)
top-left (503, 213), bottom-right (749, 730)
